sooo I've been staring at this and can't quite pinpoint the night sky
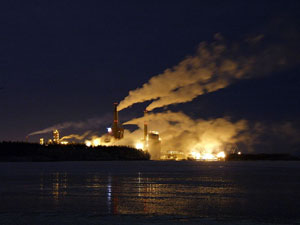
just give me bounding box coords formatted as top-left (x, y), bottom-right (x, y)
top-left (1, 1), bottom-right (300, 154)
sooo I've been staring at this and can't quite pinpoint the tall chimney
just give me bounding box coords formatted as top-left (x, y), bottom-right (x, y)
top-left (144, 110), bottom-right (148, 141)
top-left (113, 103), bottom-right (118, 123)
top-left (112, 103), bottom-right (119, 139)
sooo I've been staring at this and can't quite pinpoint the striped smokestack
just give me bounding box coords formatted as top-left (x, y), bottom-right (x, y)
top-left (112, 103), bottom-right (124, 139)
top-left (113, 102), bottom-right (118, 123)
top-left (144, 110), bottom-right (148, 141)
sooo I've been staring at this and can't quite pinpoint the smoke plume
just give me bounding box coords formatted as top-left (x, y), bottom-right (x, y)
top-left (60, 131), bottom-right (91, 141)
top-left (107, 111), bottom-right (248, 159)
top-left (118, 33), bottom-right (298, 111)
top-left (28, 115), bottom-right (110, 136)
top-left (243, 121), bottom-right (300, 155)
top-left (86, 110), bottom-right (300, 158)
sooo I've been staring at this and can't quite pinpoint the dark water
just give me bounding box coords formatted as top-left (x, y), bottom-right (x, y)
top-left (0, 161), bottom-right (299, 225)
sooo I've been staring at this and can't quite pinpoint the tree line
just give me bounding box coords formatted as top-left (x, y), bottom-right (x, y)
top-left (0, 142), bottom-right (151, 162)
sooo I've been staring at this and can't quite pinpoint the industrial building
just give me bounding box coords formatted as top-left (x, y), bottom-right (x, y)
top-left (53, 129), bottom-right (60, 144)
top-left (160, 151), bottom-right (186, 160)
top-left (142, 110), bottom-right (161, 160)
top-left (147, 131), bottom-right (161, 160)
top-left (41, 129), bottom-right (59, 145)
top-left (35, 104), bottom-right (163, 160)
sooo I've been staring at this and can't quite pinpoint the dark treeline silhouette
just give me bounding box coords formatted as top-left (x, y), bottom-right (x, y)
top-left (226, 153), bottom-right (300, 161)
top-left (0, 142), bottom-right (150, 162)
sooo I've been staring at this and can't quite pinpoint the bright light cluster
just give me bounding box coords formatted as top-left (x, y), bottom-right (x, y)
top-left (216, 151), bottom-right (226, 158)
top-left (85, 138), bottom-right (102, 147)
top-left (189, 151), bottom-right (226, 161)
top-left (135, 142), bottom-right (144, 150)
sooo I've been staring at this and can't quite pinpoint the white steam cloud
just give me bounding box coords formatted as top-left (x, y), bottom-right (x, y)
top-left (118, 33), bottom-right (297, 111)
top-left (28, 115), bottom-right (110, 136)
top-left (100, 111), bottom-right (248, 159)
top-left (88, 111), bottom-right (300, 158)
top-left (60, 131), bottom-right (91, 141)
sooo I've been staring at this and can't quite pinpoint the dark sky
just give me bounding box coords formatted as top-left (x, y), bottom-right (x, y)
top-left (1, 1), bottom-right (300, 151)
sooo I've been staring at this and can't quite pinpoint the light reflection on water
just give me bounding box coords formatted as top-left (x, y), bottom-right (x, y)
top-left (0, 161), bottom-right (299, 224)
top-left (36, 171), bottom-right (239, 216)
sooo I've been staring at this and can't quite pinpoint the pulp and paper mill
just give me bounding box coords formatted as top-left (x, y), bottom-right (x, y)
top-left (38, 103), bottom-right (230, 161)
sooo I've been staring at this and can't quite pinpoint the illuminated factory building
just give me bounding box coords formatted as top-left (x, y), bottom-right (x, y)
top-left (53, 129), bottom-right (60, 144)
top-left (40, 138), bottom-right (44, 145)
top-left (147, 131), bottom-right (161, 159)
top-left (34, 104), bottom-right (225, 161)
top-left (143, 110), bottom-right (161, 160)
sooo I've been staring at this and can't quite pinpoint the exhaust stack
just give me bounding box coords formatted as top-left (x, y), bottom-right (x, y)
top-left (112, 103), bottom-right (124, 139)
top-left (144, 110), bottom-right (148, 141)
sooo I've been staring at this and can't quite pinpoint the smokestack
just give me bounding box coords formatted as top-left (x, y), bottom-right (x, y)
top-left (112, 103), bottom-right (119, 139)
top-left (113, 102), bottom-right (118, 125)
top-left (112, 103), bottom-right (124, 139)
top-left (144, 110), bottom-right (148, 141)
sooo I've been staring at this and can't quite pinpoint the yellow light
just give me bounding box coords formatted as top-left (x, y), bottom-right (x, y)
top-left (217, 151), bottom-right (226, 158)
top-left (190, 151), bottom-right (201, 160)
top-left (202, 153), bottom-right (216, 160)
top-left (85, 141), bottom-right (92, 147)
top-left (238, 151), bottom-right (242, 155)
top-left (135, 142), bottom-right (144, 150)
top-left (92, 139), bottom-right (101, 147)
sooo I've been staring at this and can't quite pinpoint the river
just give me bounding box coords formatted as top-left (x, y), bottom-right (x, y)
top-left (0, 161), bottom-right (299, 224)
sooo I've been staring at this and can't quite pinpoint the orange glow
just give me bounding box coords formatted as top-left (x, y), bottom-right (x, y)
top-left (217, 151), bottom-right (226, 158)
top-left (85, 140), bottom-right (92, 147)
top-left (202, 153), bottom-right (216, 160)
top-left (135, 142), bottom-right (144, 150)
top-left (85, 136), bottom-right (111, 147)
top-left (190, 151), bottom-right (201, 160)
top-left (188, 149), bottom-right (226, 161)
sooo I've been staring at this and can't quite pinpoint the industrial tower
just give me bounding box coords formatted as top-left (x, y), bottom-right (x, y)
top-left (112, 103), bottom-right (124, 139)
top-left (144, 110), bottom-right (148, 141)
top-left (143, 109), bottom-right (161, 159)
top-left (53, 129), bottom-right (60, 144)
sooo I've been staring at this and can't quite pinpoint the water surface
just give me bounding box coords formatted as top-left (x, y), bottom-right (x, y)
top-left (0, 161), bottom-right (299, 224)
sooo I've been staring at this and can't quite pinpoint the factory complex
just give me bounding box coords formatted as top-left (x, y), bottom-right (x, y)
top-left (38, 103), bottom-right (229, 161)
